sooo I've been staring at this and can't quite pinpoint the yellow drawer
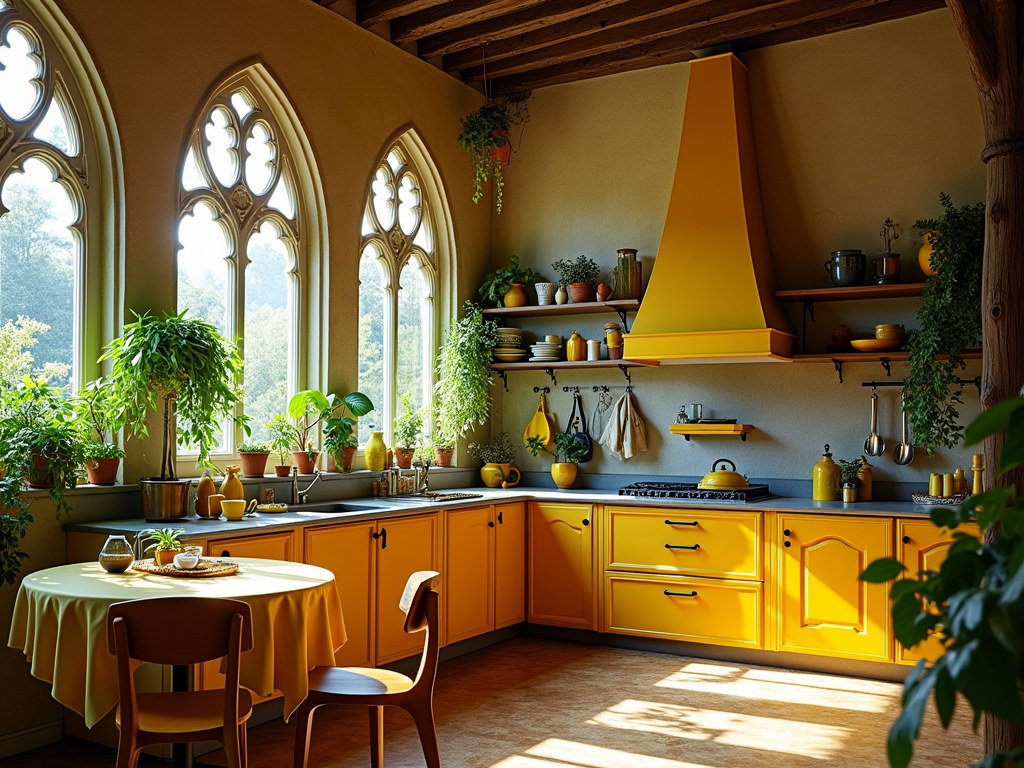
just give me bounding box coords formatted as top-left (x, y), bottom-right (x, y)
top-left (605, 573), bottom-right (762, 649)
top-left (605, 505), bottom-right (761, 580)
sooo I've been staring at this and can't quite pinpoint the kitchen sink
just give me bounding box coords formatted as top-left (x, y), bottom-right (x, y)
top-left (290, 502), bottom-right (380, 514)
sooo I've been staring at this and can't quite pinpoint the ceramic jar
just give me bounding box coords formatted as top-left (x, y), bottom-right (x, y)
top-left (535, 282), bottom-right (557, 305)
top-left (566, 330), bottom-right (586, 362)
top-left (824, 250), bottom-right (866, 287)
top-left (857, 458), bottom-right (873, 502)
top-left (365, 431), bottom-right (387, 472)
top-left (918, 232), bottom-right (937, 276)
top-left (586, 339), bottom-right (602, 361)
top-left (503, 283), bottom-right (528, 307)
top-left (554, 286), bottom-right (568, 305)
top-left (220, 465), bottom-right (244, 500)
top-left (812, 445), bottom-right (842, 501)
top-left (98, 535), bottom-right (134, 573)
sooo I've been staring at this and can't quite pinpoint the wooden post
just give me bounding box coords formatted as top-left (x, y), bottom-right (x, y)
top-left (945, 0), bottom-right (1024, 756)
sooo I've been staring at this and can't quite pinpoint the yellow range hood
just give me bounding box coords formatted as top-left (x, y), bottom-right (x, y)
top-left (625, 53), bottom-right (795, 364)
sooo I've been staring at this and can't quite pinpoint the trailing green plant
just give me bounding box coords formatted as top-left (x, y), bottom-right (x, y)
top-left (551, 255), bottom-right (601, 286)
top-left (478, 255), bottom-right (546, 306)
top-left (860, 393), bottom-right (1024, 768)
top-left (838, 458), bottom-right (863, 485)
top-left (525, 432), bottom-right (589, 464)
top-left (457, 91), bottom-right (531, 214)
top-left (433, 302), bottom-right (499, 448)
top-left (140, 527), bottom-right (185, 553)
top-left (238, 441), bottom-right (272, 453)
top-left (468, 431), bottom-right (517, 465)
top-left (264, 414), bottom-right (294, 466)
top-left (102, 310), bottom-right (247, 477)
top-left (323, 390), bottom-right (375, 460)
top-left (393, 394), bottom-right (423, 450)
top-left (904, 194), bottom-right (985, 455)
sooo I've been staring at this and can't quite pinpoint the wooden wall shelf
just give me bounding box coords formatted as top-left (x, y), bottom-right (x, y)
top-left (775, 284), bottom-right (926, 302)
top-left (668, 423), bottom-right (755, 441)
top-left (482, 299), bottom-right (640, 318)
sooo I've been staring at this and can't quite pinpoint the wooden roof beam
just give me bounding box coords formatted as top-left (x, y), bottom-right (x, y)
top-left (357, 0), bottom-right (449, 27)
top-left (390, 0), bottom-right (550, 45)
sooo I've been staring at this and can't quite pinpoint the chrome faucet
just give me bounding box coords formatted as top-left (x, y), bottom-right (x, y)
top-left (412, 459), bottom-right (429, 495)
top-left (292, 467), bottom-right (324, 505)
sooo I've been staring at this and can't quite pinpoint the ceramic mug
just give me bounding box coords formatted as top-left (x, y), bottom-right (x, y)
top-left (221, 498), bottom-right (257, 521)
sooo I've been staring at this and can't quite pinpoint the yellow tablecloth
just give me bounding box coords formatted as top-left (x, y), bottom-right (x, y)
top-left (7, 558), bottom-right (346, 728)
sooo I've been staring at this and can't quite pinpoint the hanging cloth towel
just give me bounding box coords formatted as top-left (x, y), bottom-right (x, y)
top-left (591, 388), bottom-right (613, 442)
top-left (600, 390), bottom-right (648, 460)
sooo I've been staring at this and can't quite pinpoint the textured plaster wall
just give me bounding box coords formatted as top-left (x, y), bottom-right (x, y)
top-left (491, 9), bottom-right (987, 487)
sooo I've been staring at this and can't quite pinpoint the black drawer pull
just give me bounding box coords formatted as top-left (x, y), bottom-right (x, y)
top-left (784, 529), bottom-right (791, 537)
top-left (784, 540), bottom-right (792, 547)
top-left (664, 589), bottom-right (698, 597)
top-left (902, 535), bottom-right (910, 544)
top-left (665, 520), bottom-right (698, 526)
top-left (221, 550), bottom-right (230, 557)
top-left (665, 543), bottom-right (700, 550)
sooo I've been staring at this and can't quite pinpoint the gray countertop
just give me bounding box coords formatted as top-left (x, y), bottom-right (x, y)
top-left (64, 487), bottom-right (941, 541)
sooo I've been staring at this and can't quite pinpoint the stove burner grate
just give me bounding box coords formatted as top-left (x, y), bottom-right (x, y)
top-left (618, 482), bottom-right (771, 502)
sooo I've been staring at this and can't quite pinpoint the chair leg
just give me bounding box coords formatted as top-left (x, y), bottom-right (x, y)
top-left (369, 706), bottom-right (384, 768)
top-left (292, 699), bottom-right (318, 768)
top-left (224, 722), bottom-right (241, 768)
top-left (240, 721), bottom-right (249, 768)
top-left (115, 729), bottom-right (137, 768)
top-left (408, 702), bottom-right (441, 768)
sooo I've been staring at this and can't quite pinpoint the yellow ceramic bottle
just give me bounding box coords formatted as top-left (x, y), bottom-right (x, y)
top-left (856, 457), bottom-right (873, 502)
top-left (220, 465), bottom-right (244, 500)
top-left (812, 445), bottom-right (842, 501)
top-left (365, 431), bottom-right (387, 472)
top-left (566, 330), bottom-right (586, 362)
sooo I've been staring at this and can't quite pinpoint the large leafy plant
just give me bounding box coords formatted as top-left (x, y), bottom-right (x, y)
top-left (457, 91), bottom-right (531, 214)
top-left (322, 390), bottom-right (375, 457)
top-left (860, 394), bottom-right (1024, 768)
top-left (103, 311), bottom-right (246, 478)
top-left (433, 302), bottom-right (498, 449)
top-left (478, 255), bottom-right (546, 306)
top-left (904, 194), bottom-right (985, 455)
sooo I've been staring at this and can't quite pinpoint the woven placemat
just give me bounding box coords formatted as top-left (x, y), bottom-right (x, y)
top-left (911, 492), bottom-right (969, 506)
top-left (131, 558), bottom-right (239, 578)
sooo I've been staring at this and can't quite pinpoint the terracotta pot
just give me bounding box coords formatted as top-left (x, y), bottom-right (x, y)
top-left (595, 283), bottom-right (613, 302)
top-left (434, 447), bottom-right (454, 467)
top-left (155, 549), bottom-right (182, 566)
top-left (85, 457), bottom-right (120, 485)
top-left (291, 451), bottom-right (319, 474)
top-left (395, 447), bottom-right (416, 469)
top-left (503, 283), bottom-right (528, 307)
top-left (490, 129), bottom-right (511, 164)
top-left (551, 462), bottom-right (578, 489)
top-left (567, 281), bottom-right (595, 303)
top-left (238, 451), bottom-right (269, 478)
top-left (27, 453), bottom-right (54, 488)
top-left (327, 447), bottom-right (357, 473)
top-left (274, 465), bottom-right (291, 477)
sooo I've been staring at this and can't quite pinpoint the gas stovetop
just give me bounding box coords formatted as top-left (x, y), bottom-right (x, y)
top-left (618, 482), bottom-right (772, 502)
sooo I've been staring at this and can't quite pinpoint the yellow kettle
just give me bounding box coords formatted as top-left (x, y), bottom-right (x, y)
top-left (812, 445), bottom-right (842, 501)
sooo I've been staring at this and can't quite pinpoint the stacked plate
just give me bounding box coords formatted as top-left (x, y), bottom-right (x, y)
top-left (494, 327), bottom-right (527, 363)
top-left (529, 341), bottom-right (562, 362)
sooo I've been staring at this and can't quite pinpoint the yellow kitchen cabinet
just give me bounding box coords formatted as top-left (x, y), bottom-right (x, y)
top-left (528, 501), bottom-right (595, 630)
top-left (777, 513), bottom-right (892, 662)
top-left (206, 530), bottom-right (295, 560)
top-left (304, 521), bottom-right (377, 667)
top-left (896, 518), bottom-right (981, 665)
top-left (445, 505), bottom-right (495, 644)
top-left (495, 502), bottom-right (526, 629)
top-left (376, 513), bottom-right (440, 664)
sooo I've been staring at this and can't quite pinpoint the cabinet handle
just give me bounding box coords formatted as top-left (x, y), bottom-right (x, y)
top-left (488, 520), bottom-right (495, 527)
top-left (784, 529), bottom-right (791, 537)
top-left (664, 589), bottom-right (698, 597)
top-left (665, 543), bottom-right (700, 550)
top-left (784, 541), bottom-right (792, 548)
top-left (498, 510), bottom-right (503, 524)
top-left (221, 550), bottom-right (230, 557)
top-left (902, 535), bottom-right (911, 544)
top-left (380, 527), bottom-right (387, 549)
top-left (665, 519), bottom-right (698, 526)
top-left (372, 532), bottom-right (380, 540)
top-left (582, 519), bottom-right (590, 526)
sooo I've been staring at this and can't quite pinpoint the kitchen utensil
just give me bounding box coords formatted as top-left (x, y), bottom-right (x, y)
top-left (870, 253), bottom-right (902, 284)
top-left (864, 389), bottom-right (885, 457)
top-left (850, 338), bottom-right (903, 352)
top-left (564, 391), bottom-right (593, 462)
top-left (698, 458), bottom-right (749, 490)
top-left (824, 249), bottom-right (866, 287)
top-left (895, 393), bottom-right (914, 465)
top-left (524, 392), bottom-right (555, 450)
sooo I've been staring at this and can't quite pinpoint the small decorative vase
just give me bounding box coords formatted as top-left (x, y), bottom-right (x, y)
top-left (365, 431), bottom-right (387, 472)
top-left (238, 451), bottom-right (269, 478)
top-left (195, 473), bottom-right (216, 516)
top-left (551, 462), bottom-right (578, 489)
top-left (535, 282), bottom-right (557, 305)
top-left (480, 463), bottom-right (520, 488)
top-left (918, 231), bottom-right (938, 276)
top-left (291, 451), bottom-right (319, 474)
top-left (503, 283), bottom-right (528, 307)
top-left (85, 457), bottom-right (120, 485)
top-left (395, 447), bottom-right (416, 469)
top-left (554, 286), bottom-right (568, 305)
top-left (98, 535), bottom-right (134, 573)
top-left (220, 465), bottom-right (244, 500)
top-left (434, 446), bottom-right (454, 467)
top-left (567, 281), bottom-right (595, 303)
top-left (595, 283), bottom-right (612, 302)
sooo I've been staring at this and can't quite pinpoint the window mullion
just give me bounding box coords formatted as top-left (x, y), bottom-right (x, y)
top-left (384, 267), bottom-right (398, 449)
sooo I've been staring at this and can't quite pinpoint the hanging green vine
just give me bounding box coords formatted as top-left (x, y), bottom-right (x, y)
top-left (904, 194), bottom-right (985, 455)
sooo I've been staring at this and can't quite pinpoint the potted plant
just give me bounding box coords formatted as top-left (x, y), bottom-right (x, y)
top-left (263, 414), bottom-right (293, 477)
top-left (285, 389), bottom-right (333, 473)
top-left (860, 394), bottom-right (1024, 768)
top-left (323, 390), bottom-right (374, 473)
top-left (237, 441), bottom-right (271, 478)
top-left (103, 311), bottom-right (246, 520)
top-left (75, 377), bottom-right (125, 485)
top-left (393, 394), bottom-right (423, 469)
top-left (478, 255), bottom-right (547, 308)
top-left (904, 193), bottom-right (984, 455)
top-left (468, 431), bottom-right (519, 488)
top-left (526, 432), bottom-right (590, 489)
top-left (140, 527), bottom-right (185, 566)
top-left (457, 90), bottom-right (531, 214)
top-left (433, 302), bottom-right (499, 466)
top-left (551, 255), bottom-right (601, 303)
top-left (838, 458), bottom-right (862, 502)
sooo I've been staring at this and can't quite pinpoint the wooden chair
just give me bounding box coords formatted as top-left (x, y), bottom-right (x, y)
top-left (107, 597), bottom-right (254, 768)
top-left (293, 571), bottom-right (442, 768)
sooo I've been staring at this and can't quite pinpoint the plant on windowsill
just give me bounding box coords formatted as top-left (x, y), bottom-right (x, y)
top-left (551, 255), bottom-right (601, 304)
top-left (75, 377), bottom-right (125, 486)
top-left (140, 527), bottom-right (185, 566)
top-left (103, 310), bottom-right (247, 519)
top-left (393, 394), bottom-right (423, 469)
top-left (478, 255), bottom-right (547, 308)
top-left (860, 394), bottom-right (1024, 768)
top-left (264, 414), bottom-right (294, 477)
top-left (468, 431), bottom-right (519, 488)
top-left (237, 440), bottom-right (272, 479)
top-left (433, 302), bottom-right (499, 467)
top-left (284, 389), bottom-right (333, 473)
top-left (457, 90), bottom-right (531, 214)
top-left (904, 193), bottom-right (985, 456)
top-left (322, 390), bottom-right (374, 473)
top-left (526, 432), bottom-right (589, 489)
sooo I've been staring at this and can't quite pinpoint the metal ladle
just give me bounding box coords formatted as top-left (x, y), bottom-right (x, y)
top-left (864, 388), bottom-right (885, 457)
top-left (895, 392), bottom-right (915, 465)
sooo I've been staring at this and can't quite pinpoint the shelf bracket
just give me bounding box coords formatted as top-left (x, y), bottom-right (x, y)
top-left (741, 433), bottom-right (747, 441)
top-left (879, 357), bottom-right (892, 377)
top-left (831, 358), bottom-right (844, 384)
top-left (618, 365), bottom-right (632, 387)
top-left (492, 368), bottom-right (508, 393)
top-left (799, 298), bottom-right (816, 355)
top-left (533, 386), bottom-right (550, 394)
top-left (682, 434), bottom-right (691, 441)
top-left (543, 368), bottom-right (557, 387)
top-left (615, 306), bottom-right (630, 332)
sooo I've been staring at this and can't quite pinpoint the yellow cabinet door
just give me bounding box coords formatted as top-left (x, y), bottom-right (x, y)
top-left (777, 514), bottom-right (892, 662)
top-left (207, 530), bottom-right (294, 560)
top-left (528, 502), bottom-right (595, 630)
top-left (376, 514), bottom-right (440, 664)
top-left (445, 506), bottom-right (495, 644)
top-left (304, 522), bottom-right (376, 668)
top-left (495, 502), bottom-right (526, 629)
top-left (896, 519), bottom-right (981, 665)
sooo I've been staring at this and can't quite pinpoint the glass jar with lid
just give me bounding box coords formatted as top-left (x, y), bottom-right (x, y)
top-left (98, 535), bottom-right (134, 573)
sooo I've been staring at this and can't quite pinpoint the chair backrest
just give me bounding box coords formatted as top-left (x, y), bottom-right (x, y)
top-left (400, 571), bottom-right (441, 634)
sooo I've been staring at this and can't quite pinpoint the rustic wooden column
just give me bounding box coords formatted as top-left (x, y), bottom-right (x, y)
top-left (945, 0), bottom-right (1024, 756)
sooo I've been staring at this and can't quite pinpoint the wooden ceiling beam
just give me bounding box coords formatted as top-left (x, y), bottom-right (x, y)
top-left (417, 0), bottom-right (632, 60)
top-left (491, 0), bottom-right (943, 94)
top-left (391, 0), bottom-right (549, 45)
top-left (357, 0), bottom-right (448, 28)
top-left (442, 0), bottom-right (704, 73)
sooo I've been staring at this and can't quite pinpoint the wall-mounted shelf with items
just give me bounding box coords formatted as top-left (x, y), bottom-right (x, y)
top-left (668, 423), bottom-right (755, 442)
top-left (790, 349), bottom-right (982, 384)
top-left (490, 359), bottom-right (657, 390)
top-left (482, 299), bottom-right (641, 331)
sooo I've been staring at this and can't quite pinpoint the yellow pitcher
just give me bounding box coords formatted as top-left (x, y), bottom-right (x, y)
top-left (480, 463), bottom-right (521, 488)
top-left (566, 330), bottom-right (586, 362)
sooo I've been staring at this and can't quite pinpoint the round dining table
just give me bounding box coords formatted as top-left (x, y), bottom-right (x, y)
top-left (7, 557), bottom-right (346, 732)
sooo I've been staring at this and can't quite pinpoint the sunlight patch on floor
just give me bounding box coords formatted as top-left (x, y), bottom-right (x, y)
top-left (588, 698), bottom-right (849, 759)
top-left (485, 738), bottom-right (716, 767)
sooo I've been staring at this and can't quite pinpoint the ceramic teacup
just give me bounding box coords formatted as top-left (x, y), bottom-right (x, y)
top-left (173, 551), bottom-right (200, 569)
top-left (221, 498), bottom-right (257, 521)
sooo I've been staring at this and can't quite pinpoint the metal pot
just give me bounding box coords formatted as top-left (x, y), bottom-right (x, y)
top-left (698, 458), bottom-right (749, 491)
top-left (140, 478), bottom-right (192, 521)
top-left (824, 250), bottom-right (866, 287)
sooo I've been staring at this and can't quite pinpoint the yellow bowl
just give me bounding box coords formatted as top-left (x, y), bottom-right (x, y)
top-left (851, 338), bottom-right (904, 352)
